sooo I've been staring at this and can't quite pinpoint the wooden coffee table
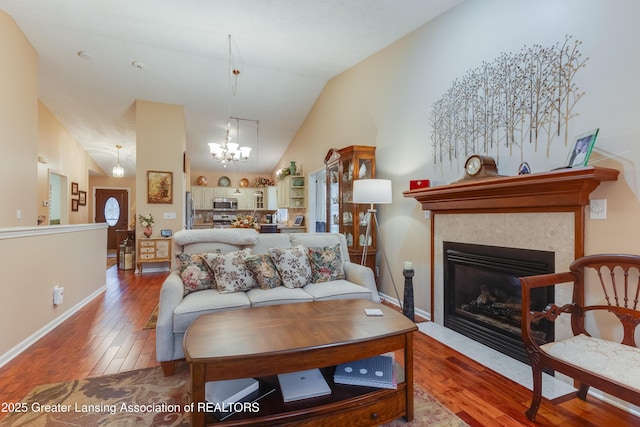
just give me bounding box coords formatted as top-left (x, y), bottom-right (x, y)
top-left (183, 299), bottom-right (417, 426)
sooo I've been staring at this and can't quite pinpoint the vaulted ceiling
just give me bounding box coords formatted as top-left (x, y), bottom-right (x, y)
top-left (0, 0), bottom-right (462, 176)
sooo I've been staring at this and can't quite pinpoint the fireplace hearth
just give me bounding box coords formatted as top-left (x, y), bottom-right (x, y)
top-left (444, 242), bottom-right (554, 366)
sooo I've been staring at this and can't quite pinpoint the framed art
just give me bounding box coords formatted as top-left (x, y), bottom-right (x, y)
top-left (161, 229), bottom-right (173, 237)
top-left (147, 171), bottom-right (173, 204)
top-left (71, 182), bottom-right (79, 195)
top-left (78, 190), bottom-right (87, 206)
top-left (71, 198), bottom-right (79, 212)
top-left (566, 128), bottom-right (599, 168)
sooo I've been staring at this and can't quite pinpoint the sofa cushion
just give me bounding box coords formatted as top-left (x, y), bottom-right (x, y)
top-left (245, 253), bottom-right (282, 289)
top-left (308, 244), bottom-right (345, 283)
top-left (203, 249), bottom-right (256, 293)
top-left (251, 233), bottom-right (292, 254)
top-left (175, 252), bottom-right (217, 296)
top-left (183, 242), bottom-right (243, 255)
top-left (269, 245), bottom-right (313, 288)
top-left (246, 287), bottom-right (314, 307)
top-left (303, 280), bottom-right (373, 301)
top-left (541, 334), bottom-right (640, 390)
top-left (291, 233), bottom-right (349, 263)
top-left (173, 289), bottom-right (250, 333)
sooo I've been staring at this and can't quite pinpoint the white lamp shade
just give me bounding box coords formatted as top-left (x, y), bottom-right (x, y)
top-left (208, 142), bottom-right (221, 154)
top-left (239, 146), bottom-right (252, 158)
top-left (352, 179), bottom-right (392, 204)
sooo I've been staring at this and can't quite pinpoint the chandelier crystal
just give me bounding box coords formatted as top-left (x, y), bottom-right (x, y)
top-left (210, 35), bottom-right (252, 168)
top-left (112, 144), bottom-right (124, 177)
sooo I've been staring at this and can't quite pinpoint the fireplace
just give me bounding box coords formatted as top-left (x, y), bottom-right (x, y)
top-left (443, 241), bottom-right (555, 366)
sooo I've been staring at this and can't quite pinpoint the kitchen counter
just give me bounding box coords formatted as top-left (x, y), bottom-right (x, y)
top-left (277, 225), bottom-right (306, 233)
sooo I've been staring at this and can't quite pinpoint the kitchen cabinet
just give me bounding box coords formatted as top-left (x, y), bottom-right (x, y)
top-left (191, 186), bottom-right (215, 209)
top-left (193, 186), bottom-right (270, 211)
top-left (277, 176), bottom-right (305, 208)
top-left (267, 186), bottom-right (277, 210)
top-left (324, 145), bottom-right (376, 271)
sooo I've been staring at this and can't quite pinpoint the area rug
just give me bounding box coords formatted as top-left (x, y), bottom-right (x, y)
top-left (143, 305), bottom-right (159, 330)
top-left (3, 363), bottom-right (467, 427)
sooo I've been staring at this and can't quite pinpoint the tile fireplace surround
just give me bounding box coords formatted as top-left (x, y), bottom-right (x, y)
top-left (404, 166), bottom-right (619, 385)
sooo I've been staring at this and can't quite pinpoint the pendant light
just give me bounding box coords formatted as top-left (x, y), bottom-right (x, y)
top-left (112, 144), bottom-right (124, 177)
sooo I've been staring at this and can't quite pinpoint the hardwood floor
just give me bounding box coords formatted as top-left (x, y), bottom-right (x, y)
top-left (0, 265), bottom-right (638, 425)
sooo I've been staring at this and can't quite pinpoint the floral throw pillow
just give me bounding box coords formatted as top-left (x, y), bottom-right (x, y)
top-left (245, 254), bottom-right (283, 290)
top-left (308, 244), bottom-right (346, 283)
top-left (203, 249), bottom-right (255, 294)
top-left (269, 245), bottom-right (313, 289)
top-left (176, 252), bottom-right (217, 296)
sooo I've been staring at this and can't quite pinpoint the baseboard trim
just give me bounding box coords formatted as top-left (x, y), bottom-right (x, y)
top-left (0, 284), bottom-right (107, 369)
top-left (377, 292), bottom-right (431, 322)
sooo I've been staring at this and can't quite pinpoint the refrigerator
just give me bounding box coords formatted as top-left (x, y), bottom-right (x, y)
top-left (185, 191), bottom-right (195, 229)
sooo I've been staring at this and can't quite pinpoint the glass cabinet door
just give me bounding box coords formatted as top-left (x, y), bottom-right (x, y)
top-left (341, 158), bottom-right (354, 248)
top-left (325, 146), bottom-right (376, 270)
top-left (327, 163), bottom-right (340, 234)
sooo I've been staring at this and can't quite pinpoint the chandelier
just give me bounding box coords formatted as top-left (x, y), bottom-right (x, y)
top-left (112, 144), bottom-right (124, 177)
top-left (209, 35), bottom-right (252, 167)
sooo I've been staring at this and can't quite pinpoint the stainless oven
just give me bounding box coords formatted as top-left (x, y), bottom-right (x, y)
top-left (212, 213), bottom-right (235, 228)
top-left (213, 198), bottom-right (238, 210)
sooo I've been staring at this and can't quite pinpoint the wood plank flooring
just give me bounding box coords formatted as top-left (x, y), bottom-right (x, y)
top-left (0, 265), bottom-right (638, 425)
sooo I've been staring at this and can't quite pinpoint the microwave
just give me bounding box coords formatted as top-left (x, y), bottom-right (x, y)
top-left (213, 198), bottom-right (238, 210)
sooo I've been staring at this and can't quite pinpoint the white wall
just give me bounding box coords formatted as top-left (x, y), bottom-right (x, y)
top-left (279, 0), bottom-right (640, 313)
top-left (0, 224), bottom-right (107, 366)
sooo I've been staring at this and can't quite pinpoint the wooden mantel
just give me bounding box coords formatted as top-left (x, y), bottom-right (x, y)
top-left (403, 166), bottom-right (619, 212)
top-left (403, 166), bottom-right (619, 320)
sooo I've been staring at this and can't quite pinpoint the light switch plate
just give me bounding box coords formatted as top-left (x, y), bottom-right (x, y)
top-left (163, 212), bottom-right (176, 219)
top-left (590, 199), bottom-right (607, 220)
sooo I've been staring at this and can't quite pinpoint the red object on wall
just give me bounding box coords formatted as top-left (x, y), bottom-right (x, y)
top-left (410, 180), bottom-right (430, 190)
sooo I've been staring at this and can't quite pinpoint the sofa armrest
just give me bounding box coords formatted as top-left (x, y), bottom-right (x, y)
top-left (344, 261), bottom-right (380, 303)
top-left (156, 271), bottom-right (184, 362)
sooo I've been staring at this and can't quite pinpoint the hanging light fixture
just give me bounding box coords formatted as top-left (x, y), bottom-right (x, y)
top-left (112, 144), bottom-right (124, 177)
top-left (209, 34), bottom-right (252, 167)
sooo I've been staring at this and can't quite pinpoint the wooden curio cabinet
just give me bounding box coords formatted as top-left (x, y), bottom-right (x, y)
top-left (324, 146), bottom-right (376, 273)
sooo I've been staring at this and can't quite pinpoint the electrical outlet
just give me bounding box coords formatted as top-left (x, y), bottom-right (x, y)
top-left (53, 286), bottom-right (64, 305)
top-left (590, 199), bottom-right (607, 220)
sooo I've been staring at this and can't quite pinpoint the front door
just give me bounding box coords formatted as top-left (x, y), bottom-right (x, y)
top-left (95, 189), bottom-right (129, 250)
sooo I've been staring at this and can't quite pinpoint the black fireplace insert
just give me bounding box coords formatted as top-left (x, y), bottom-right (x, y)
top-left (443, 241), bottom-right (554, 366)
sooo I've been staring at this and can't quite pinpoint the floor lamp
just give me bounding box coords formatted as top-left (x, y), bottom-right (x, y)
top-left (352, 179), bottom-right (402, 309)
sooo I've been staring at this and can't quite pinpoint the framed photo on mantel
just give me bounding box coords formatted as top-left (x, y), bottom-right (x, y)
top-left (566, 128), bottom-right (599, 168)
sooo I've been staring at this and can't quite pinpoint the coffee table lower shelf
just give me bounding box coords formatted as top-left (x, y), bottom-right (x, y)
top-left (204, 366), bottom-right (408, 426)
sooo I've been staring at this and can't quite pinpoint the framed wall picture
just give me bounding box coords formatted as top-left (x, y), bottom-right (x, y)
top-left (147, 171), bottom-right (173, 204)
top-left (78, 190), bottom-right (87, 206)
top-left (566, 129), bottom-right (599, 168)
top-left (71, 182), bottom-right (79, 195)
top-left (71, 198), bottom-right (79, 212)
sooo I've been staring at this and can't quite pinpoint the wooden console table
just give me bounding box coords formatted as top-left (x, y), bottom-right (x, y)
top-left (183, 299), bottom-right (417, 426)
top-left (137, 237), bottom-right (172, 273)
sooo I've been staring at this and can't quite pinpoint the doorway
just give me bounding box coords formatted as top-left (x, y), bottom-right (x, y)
top-left (48, 171), bottom-right (68, 225)
top-left (309, 169), bottom-right (326, 232)
top-left (95, 189), bottom-right (129, 250)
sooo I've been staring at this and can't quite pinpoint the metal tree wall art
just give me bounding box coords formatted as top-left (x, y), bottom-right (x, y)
top-left (430, 35), bottom-right (588, 172)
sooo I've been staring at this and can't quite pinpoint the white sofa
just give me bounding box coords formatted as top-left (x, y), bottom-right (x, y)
top-left (156, 229), bottom-right (380, 376)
